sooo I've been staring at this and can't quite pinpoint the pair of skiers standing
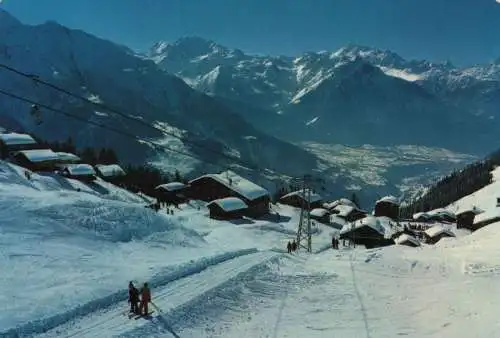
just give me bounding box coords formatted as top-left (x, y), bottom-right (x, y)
top-left (128, 281), bottom-right (151, 316)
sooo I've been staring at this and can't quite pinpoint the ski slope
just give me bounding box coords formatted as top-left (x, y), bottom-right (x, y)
top-left (5, 159), bottom-right (500, 337)
top-left (0, 160), bottom-right (336, 336)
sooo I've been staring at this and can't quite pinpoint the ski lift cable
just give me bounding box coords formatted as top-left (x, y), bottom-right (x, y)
top-left (0, 86), bottom-right (307, 182)
top-left (0, 63), bottom-right (277, 173)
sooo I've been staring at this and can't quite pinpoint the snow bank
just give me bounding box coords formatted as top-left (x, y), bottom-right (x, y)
top-left (310, 208), bottom-right (329, 217)
top-left (395, 233), bottom-right (420, 246)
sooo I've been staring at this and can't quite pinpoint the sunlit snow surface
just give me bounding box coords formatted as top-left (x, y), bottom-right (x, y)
top-left (3, 159), bottom-right (500, 337)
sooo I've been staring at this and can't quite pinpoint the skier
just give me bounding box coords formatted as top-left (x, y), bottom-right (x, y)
top-left (287, 241), bottom-right (292, 253)
top-left (128, 281), bottom-right (139, 314)
top-left (139, 282), bottom-right (151, 315)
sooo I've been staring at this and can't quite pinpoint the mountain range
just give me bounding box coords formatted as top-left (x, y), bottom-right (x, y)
top-left (0, 10), bottom-right (487, 204)
top-left (150, 37), bottom-right (500, 153)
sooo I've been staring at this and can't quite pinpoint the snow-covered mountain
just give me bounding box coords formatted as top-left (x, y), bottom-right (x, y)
top-left (0, 10), bottom-right (326, 185)
top-left (151, 38), bottom-right (500, 154)
top-left (0, 11), bottom-right (476, 203)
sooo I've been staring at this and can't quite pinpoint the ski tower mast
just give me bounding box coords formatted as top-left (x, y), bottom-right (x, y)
top-left (295, 174), bottom-right (313, 253)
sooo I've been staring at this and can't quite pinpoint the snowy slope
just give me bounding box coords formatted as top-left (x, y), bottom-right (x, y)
top-left (0, 160), bottom-right (335, 335)
top-left (0, 9), bottom-right (320, 181)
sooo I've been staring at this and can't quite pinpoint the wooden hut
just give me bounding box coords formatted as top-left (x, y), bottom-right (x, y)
top-left (456, 207), bottom-right (483, 229)
top-left (309, 208), bottom-right (330, 224)
top-left (207, 197), bottom-right (248, 220)
top-left (279, 189), bottom-right (322, 210)
top-left (95, 164), bottom-right (126, 185)
top-left (427, 209), bottom-right (456, 223)
top-left (394, 233), bottom-right (421, 247)
top-left (374, 196), bottom-right (400, 220)
top-left (188, 170), bottom-right (270, 218)
top-left (58, 164), bottom-right (97, 182)
top-left (12, 149), bottom-right (60, 171)
top-left (0, 133), bottom-right (38, 159)
top-left (424, 225), bottom-right (455, 244)
top-left (323, 198), bottom-right (356, 211)
top-left (339, 216), bottom-right (394, 249)
top-left (155, 182), bottom-right (189, 205)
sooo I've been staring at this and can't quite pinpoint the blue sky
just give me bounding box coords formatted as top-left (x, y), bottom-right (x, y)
top-left (2, 0), bottom-right (500, 65)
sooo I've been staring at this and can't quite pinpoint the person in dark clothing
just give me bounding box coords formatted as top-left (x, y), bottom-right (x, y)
top-left (128, 281), bottom-right (139, 314)
top-left (287, 241), bottom-right (292, 253)
top-left (291, 240), bottom-right (297, 252)
top-left (139, 282), bottom-right (151, 315)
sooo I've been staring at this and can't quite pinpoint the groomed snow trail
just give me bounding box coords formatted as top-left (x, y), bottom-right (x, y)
top-left (35, 250), bottom-right (277, 338)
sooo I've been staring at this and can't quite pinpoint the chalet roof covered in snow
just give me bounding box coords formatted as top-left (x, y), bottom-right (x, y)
top-left (425, 225), bottom-right (455, 238)
top-left (207, 197), bottom-right (248, 212)
top-left (340, 216), bottom-right (391, 237)
top-left (281, 189), bottom-right (322, 203)
top-left (473, 208), bottom-right (500, 225)
top-left (0, 133), bottom-right (36, 146)
top-left (95, 164), bottom-right (126, 177)
top-left (61, 164), bottom-right (96, 176)
top-left (376, 195), bottom-right (400, 206)
top-left (324, 198), bottom-right (356, 210)
top-left (427, 208), bottom-right (456, 219)
top-left (413, 212), bottom-right (430, 220)
top-left (156, 182), bottom-right (188, 192)
top-left (17, 149), bottom-right (59, 163)
top-left (395, 234), bottom-right (420, 246)
top-left (56, 152), bottom-right (81, 163)
top-left (333, 204), bottom-right (355, 217)
top-left (330, 215), bottom-right (348, 227)
top-left (191, 170), bottom-right (269, 201)
top-left (310, 208), bottom-right (329, 218)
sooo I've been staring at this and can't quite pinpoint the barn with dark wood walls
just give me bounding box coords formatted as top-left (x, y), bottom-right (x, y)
top-left (0, 133), bottom-right (39, 159)
top-left (279, 189), bottom-right (323, 210)
top-left (155, 182), bottom-right (190, 205)
top-left (374, 196), bottom-right (400, 220)
top-left (207, 197), bottom-right (248, 220)
top-left (339, 216), bottom-right (394, 249)
top-left (12, 149), bottom-right (60, 171)
top-left (331, 204), bottom-right (367, 222)
top-left (188, 170), bottom-right (270, 218)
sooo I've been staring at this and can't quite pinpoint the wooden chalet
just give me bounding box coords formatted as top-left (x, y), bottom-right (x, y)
top-left (323, 198), bottom-right (356, 211)
top-left (426, 209), bottom-right (456, 223)
top-left (95, 164), bottom-right (126, 185)
top-left (279, 189), bottom-right (322, 210)
top-left (424, 225), bottom-right (455, 244)
top-left (12, 149), bottom-right (60, 171)
top-left (0, 133), bottom-right (38, 159)
top-left (207, 197), bottom-right (248, 220)
top-left (456, 207), bottom-right (483, 229)
top-left (58, 164), bottom-right (97, 182)
top-left (188, 170), bottom-right (270, 218)
top-left (339, 216), bottom-right (394, 249)
top-left (412, 212), bottom-right (430, 222)
top-left (155, 182), bottom-right (189, 205)
top-left (374, 196), bottom-right (400, 220)
top-left (309, 208), bottom-right (330, 224)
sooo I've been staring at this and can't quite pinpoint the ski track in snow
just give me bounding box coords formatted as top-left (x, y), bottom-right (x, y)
top-left (1, 249), bottom-right (261, 338)
top-left (33, 250), bottom-right (277, 338)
